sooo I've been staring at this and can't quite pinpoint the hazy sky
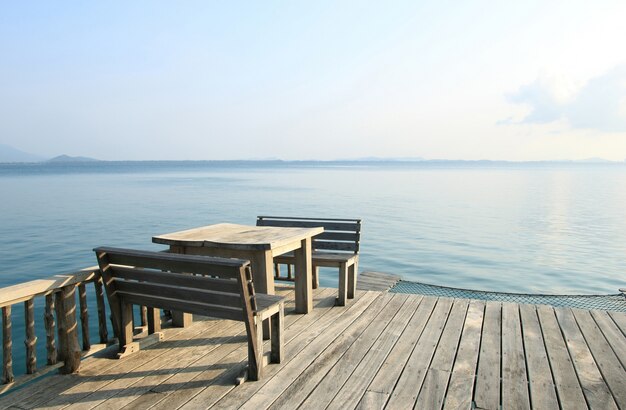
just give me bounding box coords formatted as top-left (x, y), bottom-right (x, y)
top-left (1, 1), bottom-right (626, 161)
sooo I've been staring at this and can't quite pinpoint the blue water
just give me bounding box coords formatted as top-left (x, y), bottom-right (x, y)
top-left (2, 160), bottom-right (625, 294)
top-left (2, 160), bottom-right (626, 377)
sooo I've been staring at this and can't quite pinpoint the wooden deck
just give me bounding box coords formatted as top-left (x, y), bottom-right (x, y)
top-left (1, 278), bottom-right (625, 409)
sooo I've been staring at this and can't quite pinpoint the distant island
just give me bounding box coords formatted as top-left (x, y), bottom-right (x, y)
top-left (47, 154), bottom-right (99, 163)
top-left (1, 143), bottom-right (625, 164)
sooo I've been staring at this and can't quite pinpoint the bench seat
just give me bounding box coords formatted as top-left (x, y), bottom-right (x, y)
top-left (94, 246), bottom-right (284, 382)
top-left (257, 216), bottom-right (361, 306)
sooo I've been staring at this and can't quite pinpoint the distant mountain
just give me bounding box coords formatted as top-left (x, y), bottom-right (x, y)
top-left (47, 154), bottom-right (99, 163)
top-left (0, 143), bottom-right (46, 163)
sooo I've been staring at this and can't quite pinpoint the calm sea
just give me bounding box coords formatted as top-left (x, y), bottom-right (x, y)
top-left (1, 160), bottom-right (625, 295)
top-left (2, 160), bottom-right (626, 376)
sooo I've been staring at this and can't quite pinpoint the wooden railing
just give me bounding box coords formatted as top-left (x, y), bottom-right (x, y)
top-left (0, 267), bottom-right (111, 393)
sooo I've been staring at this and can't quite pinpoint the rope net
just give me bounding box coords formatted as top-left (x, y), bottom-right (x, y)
top-left (390, 280), bottom-right (626, 313)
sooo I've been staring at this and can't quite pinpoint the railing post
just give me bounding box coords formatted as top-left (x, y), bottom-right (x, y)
top-left (55, 286), bottom-right (81, 374)
top-left (44, 294), bottom-right (57, 365)
top-left (24, 299), bottom-right (37, 374)
top-left (78, 284), bottom-right (90, 351)
top-left (93, 276), bottom-right (108, 343)
top-left (2, 306), bottom-right (14, 384)
top-left (140, 306), bottom-right (148, 327)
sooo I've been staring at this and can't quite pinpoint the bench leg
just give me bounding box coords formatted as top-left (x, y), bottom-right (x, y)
top-left (120, 302), bottom-right (134, 350)
top-left (337, 262), bottom-right (348, 306)
top-left (248, 317), bottom-right (264, 381)
top-left (348, 261), bottom-right (357, 299)
top-left (147, 307), bottom-right (161, 334)
top-left (312, 266), bottom-right (319, 289)
top-left (270, 306), bottom-right (284, 363)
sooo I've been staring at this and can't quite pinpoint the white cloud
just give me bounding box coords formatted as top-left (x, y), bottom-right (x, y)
top-left (505, 65), bottom-right (626, 133)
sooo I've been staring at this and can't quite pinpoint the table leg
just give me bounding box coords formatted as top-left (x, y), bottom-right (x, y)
top-left (294, 237), bottom-right (313, 314)
top-left (250, 250), bottom-right (274, 339)
top-left (169, 246), bottom-right (192, 327)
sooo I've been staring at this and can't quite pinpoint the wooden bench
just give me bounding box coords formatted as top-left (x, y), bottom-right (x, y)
top-left (94, 246), bottom-right (284, 381)
top-left (256, 216), bottom-right (361, 306)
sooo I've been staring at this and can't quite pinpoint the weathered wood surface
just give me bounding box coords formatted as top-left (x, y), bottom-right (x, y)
top-left (152, 222), bottom-right (324, 251)
top-left (357, 271), bottom-right (402, 292)
top-left (1, 278), bottom-right (625, 410)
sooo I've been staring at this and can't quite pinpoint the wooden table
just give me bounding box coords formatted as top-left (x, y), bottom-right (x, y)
top-left (153, 223), bottom-right (324, 320)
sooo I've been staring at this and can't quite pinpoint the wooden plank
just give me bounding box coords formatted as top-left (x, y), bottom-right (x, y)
top-left (474, 301), bottom-right (501, 410)
top-left (199, 288), bottom-right (346, 409)
top-left (141, 288), bottom-right (355, 410)
top-left (591, 310), bottom-right (626, 369)
top-left (114, 280), bottom-right (243, 309)
top-left (519, 303), bottom-right (559, 410)
top-left (0, 267), bottom-right (98, 308)
top-left (111, 267), bottom-right (240, 294)
top-left (63, 319), bottom-right (244, 410)
top-left (501, 302), bottom-right (530, 409)
top-left (152, 223), bottom-right (323, 251)
top-left (608, 311), bottom-right (626, 337)
top-left (89, 287), bottom-right (300, 410)
top-left (555, 307), bottom-right (617, 409)
top-left (384, 297), bottom-right (454, 408)
top-left (232, 293), bottom-right (393, 410)
top-left (356, 296), bottom-right (438, 409)
top-left (294, 294), bottom-right (413, 410)
top-left (572, 308), bottom-right (626, 408)
top-left (96, 246), bottom-right (246, 278)
top-left (536, 305), bottom-right (587, 410)
top-left (324, 295), bottom-right (423, 410)
top-left (443, 300), bottom-right (485, 410)
top-left (10, 319), bottom-right (222, 409)
top-left (414, 298), bottom-right (469, 409)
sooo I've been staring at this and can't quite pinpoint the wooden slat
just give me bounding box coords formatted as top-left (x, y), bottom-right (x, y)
top-left (294, 294), bottom-right (411, 410)
top-left (136, 289), bottom-right (326, 409)
top-left (257, 218), bottom-right (360, 232)
top-left (608, 311), bottom-right (626, 336)
top-left (20, 318), bottom-right (230, 409)
top-left (317, 231), bottom-right (360, 242)
top-left (114, 280), bottom-right (243, 310)
top-left (116, 292), bottom-right (244, 322)
top-left (572, 308), bottom-right (626, 408)
top-left (324, 295), bottom-right (423, 410)
top-left (111, 266), bottom-right (241, 294)
top-left (95, 247), bottom-right (247, 278)
top-left (357, 296), bottom-right (438, 408)
top-left (213, 289), bottom-right (367, 409)
top-left (97, 288), bottom-right (301, 409)
top-left (536, 305), bottom-right (587, 410)
top-left (236, 293), bottom-right (391, 410)
top-left (415, 298), bottom-right (469, 409)
top-left (443, 299), bottom-right (485, 409)
top-left (555, 307), bottom-right (617, 409)
top-left (474, 301), bottom-right (501, 410)
top-left (385, 297), bottom-right (454, 408)
top-left (591, 310), bottom-right (626, 369)
top-left (519, 303), bottom-right (559, 409)
top-left (313, 240), bottom-right (358, 252)
top-left (501, 302), bottom-right (530, 409)
top-left (65, 319), bottom-right (241, 410)
top-left (0, 314), bottom-right (205, 408)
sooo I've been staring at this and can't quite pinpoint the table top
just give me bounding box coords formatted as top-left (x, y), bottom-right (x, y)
top-left (152, 223), bottom-right (324, 251)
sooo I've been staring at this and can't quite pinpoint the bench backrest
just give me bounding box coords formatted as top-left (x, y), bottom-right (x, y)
top-left (256, 216), bottom-right (361, 254)
top-left (94, 247), bottom-right (258, 323)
